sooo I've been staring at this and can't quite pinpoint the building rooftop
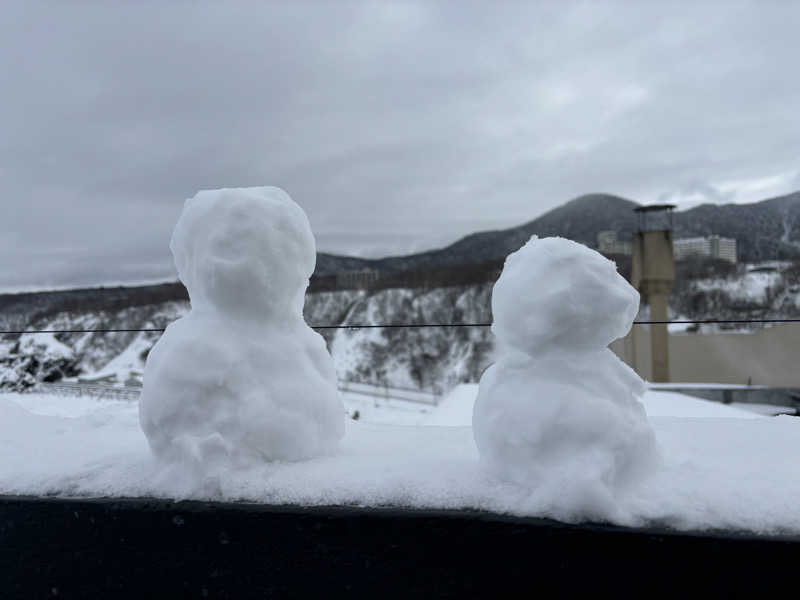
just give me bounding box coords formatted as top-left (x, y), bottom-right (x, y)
top-left (634, 204), bottom-right (676, 213)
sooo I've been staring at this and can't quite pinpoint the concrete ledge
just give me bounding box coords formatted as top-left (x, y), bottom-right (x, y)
top-left (653, 384), bottom-right (800, 413)
top-left (1, 496), bottom-right (798, 598)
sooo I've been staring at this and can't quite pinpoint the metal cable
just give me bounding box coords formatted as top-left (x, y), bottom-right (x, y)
top-left (3, 318), bottom-right (800, 335)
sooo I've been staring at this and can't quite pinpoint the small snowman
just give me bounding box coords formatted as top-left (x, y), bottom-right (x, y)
top-left (472, 236), bottom-right (658, 518)
top-left (139, 187), bottom-right (344, 469)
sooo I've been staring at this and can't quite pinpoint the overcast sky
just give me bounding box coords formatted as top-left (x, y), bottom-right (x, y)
top-left (2, 1), bottom-right (799, 291)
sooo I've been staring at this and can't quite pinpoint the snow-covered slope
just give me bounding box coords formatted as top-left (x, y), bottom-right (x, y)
top-left (0, 285), bottom-right (494, 391)
top-left (0, 302), bottom-right (186, 388)
top-left (309, 285), bottom-right (493, 389)
top-left (2, 259), bottom-right (798, 391)
top-left (670, 261), bottom-right (800, 326)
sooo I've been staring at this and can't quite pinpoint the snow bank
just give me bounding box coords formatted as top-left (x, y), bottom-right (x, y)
top-left (473, 237), bottom-right (659, 520)
top-left (425, 384), bottom-right (478, 426)
top-left (139, 187), bottom-right (344, 470)
top-left (4, 391), bottom-right (134, 419)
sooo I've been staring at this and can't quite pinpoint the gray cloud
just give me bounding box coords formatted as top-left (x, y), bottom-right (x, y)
top-left (657, 181), bottom-right (736, 208)
top-left (1, 0), bottom-right (799, 290)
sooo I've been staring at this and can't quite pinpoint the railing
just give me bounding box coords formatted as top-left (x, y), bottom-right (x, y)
top-left (337, 380), bottom-right (441, 405)
top-left (35, 382), bottom-right (142, 401)
top-left (33, 380), bottom-right (442, 406)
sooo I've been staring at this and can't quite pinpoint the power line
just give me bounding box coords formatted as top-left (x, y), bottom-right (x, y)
top-left (318, 318), bottom-right (800, 327)
top-left (2, 318), bottom-right (800, 335)
top-left (0, 328), bottom-right (168, 334)
top-left (635, 318), bottom-right (800, 324)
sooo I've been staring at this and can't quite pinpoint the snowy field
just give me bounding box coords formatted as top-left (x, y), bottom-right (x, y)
top-left (2, 386), bottom-right (799, 534)
top-left (339, 390), bottom-right (432, 425)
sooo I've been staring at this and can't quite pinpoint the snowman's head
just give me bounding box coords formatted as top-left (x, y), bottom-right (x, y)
top-left (171, 187), bottom-right (316, 319)
top-left (492, 236), bottom-right (639, 357)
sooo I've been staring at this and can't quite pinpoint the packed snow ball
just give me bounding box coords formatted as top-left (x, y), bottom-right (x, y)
top-left (473, 236), bottom-right (658, 520)
top-left (491, 236), bottom-right (640, 357)
top-left (139, 187), bottom-right (345, 469)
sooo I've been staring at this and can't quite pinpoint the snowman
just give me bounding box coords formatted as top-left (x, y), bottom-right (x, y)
top-left (139, 187), bottom-right (344, 469)
top-left (472, 236), bottom-right (658, 517)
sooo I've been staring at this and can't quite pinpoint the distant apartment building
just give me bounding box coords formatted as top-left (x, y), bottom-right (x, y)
top-left (673, 235), bottom-right (737, 263)
top-left (596, 230), bottom-right (632, 255)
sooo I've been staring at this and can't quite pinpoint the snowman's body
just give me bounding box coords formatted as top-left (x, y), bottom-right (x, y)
top-left (473, 236), bottom-right (658, 517)
top-left (139, 187), bottom-right (344, 467)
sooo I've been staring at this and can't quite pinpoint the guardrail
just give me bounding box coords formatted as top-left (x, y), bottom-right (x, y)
top-left (33, 380), bottom-right (442, 406)
top-left (35, 382), bottom-right (142, 401)
top-left (337, 380), bottom-right (441, 405)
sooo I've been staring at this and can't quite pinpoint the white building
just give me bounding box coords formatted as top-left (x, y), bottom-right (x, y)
top-left (596, 231), bottom-right (632, 256)
top-left (673, 235), bottom-right (737, 263)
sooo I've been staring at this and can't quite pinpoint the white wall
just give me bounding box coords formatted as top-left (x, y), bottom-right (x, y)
top-left (611, 324), bottom-right (800, 386)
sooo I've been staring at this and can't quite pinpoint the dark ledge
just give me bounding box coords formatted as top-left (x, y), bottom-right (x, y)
top-left (1, 495), bottom-right (798, 598)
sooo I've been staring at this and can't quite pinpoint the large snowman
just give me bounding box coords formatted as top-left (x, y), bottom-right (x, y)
top-left (139, 187), bottom-right (344, 468)
top-left (473, 236), bottom-right (658, 518)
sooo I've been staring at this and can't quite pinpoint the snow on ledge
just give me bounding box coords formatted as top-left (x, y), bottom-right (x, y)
top-left (1, 391), bottom-right (798, 534)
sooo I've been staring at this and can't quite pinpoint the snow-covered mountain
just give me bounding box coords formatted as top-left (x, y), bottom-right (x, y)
top-left (2, 190), bottom-right (800, 391)
top-left (314, 190), bottom-right (800, 274)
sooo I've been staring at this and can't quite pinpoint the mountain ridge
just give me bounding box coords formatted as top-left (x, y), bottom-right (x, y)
top-left (2, 190), bottom-right (798, 305)
top-left (315, 190), bottom-right (800, 275)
